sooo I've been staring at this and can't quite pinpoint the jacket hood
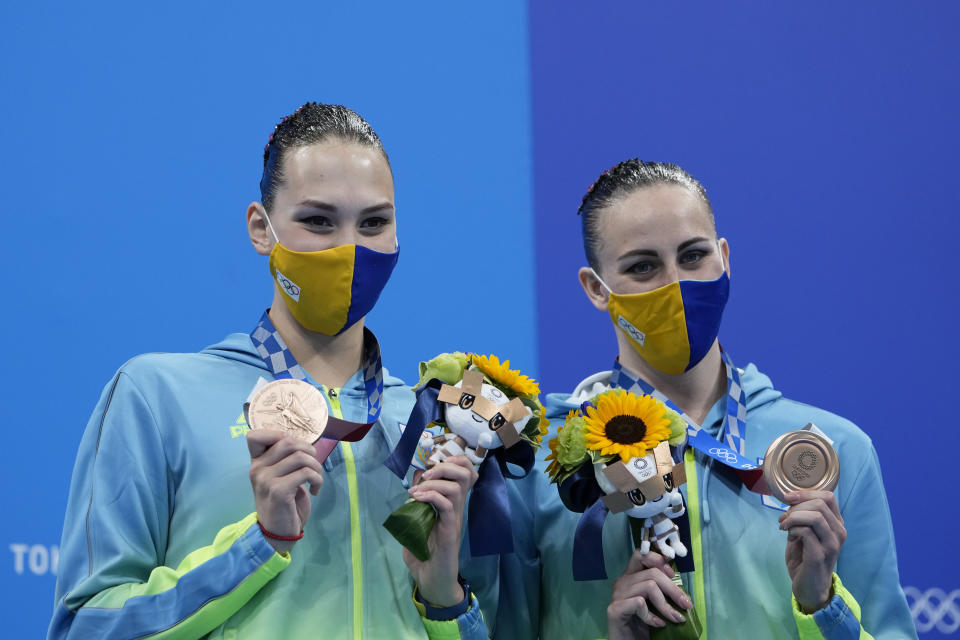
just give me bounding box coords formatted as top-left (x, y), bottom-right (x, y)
top-left (200, 332), bottom-right (407, 393)
top-left (544, 362), bottom-right (782, 424)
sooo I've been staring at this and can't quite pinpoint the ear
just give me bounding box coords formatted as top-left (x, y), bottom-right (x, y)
top-left (247, 202), bottom-right (275, 256)
top-left (719, 237), bottom-right (731, 278)
top-left (578, 266), bottom-right (610, 312)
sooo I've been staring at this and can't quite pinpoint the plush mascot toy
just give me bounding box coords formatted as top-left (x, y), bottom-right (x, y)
top-left (546, 389), bottom-right (701, 639)
top-left (384, 353), bottom-right (547, 561)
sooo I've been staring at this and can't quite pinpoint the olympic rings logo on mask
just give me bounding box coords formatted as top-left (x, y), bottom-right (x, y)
top-left (904, 587), bottom-right (960, 633)
top-left (280, 278), bottom-right (300, 296)
top-left (275, 270), bottom-right (302, 301)
top-left (708, 447), bottom-right (740, 464)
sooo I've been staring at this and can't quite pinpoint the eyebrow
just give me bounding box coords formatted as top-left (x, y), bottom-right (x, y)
top-left (677, 237), bottom-right (712, 251)
top-left (617, 237), bottom-right (713, 262)
top-left (296, 199), bottom-right (395, 214)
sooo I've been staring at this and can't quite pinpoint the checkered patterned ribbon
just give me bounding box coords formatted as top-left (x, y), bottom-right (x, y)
top-left (250, 310), bottom-right (384, 422)
top-left (610, 350), bottom-right (758, 472)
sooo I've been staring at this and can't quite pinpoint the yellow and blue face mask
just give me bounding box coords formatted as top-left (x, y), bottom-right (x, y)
top-left (595, 269), bottom-right (730, 375)
top-left (265, 214), bottom-right (399, 336)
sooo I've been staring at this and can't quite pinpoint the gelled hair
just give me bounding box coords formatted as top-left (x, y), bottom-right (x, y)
top-left (578, 159), bottom-right (715, 271)
top-left (259, 102), bottom-right (390, 210)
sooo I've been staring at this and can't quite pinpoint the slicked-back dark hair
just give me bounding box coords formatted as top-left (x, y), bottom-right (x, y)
top-left (259, 102), bottom-right (390, 210)
top-left (578, 159), bottom-right (715, 271)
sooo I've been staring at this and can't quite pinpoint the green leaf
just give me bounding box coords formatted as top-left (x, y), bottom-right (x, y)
top-left (664, 408), bottom-right (687, 445)
top-left (588, 449), bottom-right (616, 465)
top-left (551, 465), bottom-right (582, 486)
top-left (414, 352), bottom-right (470, 390)
top-left (383, 499), bottom-right (438, 562)
top-left (650, 605), bottom-right (702, 640)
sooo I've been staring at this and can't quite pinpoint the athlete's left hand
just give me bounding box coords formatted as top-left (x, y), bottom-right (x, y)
top-left (403, 456), bottom-right (478, 608)
top-left (780, 489), bottom-right (846, 612)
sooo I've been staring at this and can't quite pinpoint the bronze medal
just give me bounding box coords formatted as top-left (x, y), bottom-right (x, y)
top-left (762, 428), bottom-right (839, 502)
top-left (247, 379), bottom-right (328, 444)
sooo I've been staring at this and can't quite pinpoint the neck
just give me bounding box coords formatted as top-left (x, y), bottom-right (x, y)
top-left (268, 288), bottom-right (366, 389)
top-left (616, 335), bottom-right (727, 426)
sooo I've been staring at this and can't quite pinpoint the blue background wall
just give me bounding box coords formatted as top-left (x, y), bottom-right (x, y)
top-left (0, 3), bottom-right (534, 637)
top-left (2, 1), bottom-right (956, 637)
top-left (530, 2), bottom-right (959, 637)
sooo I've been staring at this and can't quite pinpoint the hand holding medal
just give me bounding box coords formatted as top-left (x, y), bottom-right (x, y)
top-left (764, 428), bottom-right (845, 613)
top-left (245, 379), bottom-right (329, 553)
top-left (621, 352), bottom-right (845, 614)
top-left (244, 375), bottom-right (381, 553)
top-left (742, 425), bottom-right (844, 612)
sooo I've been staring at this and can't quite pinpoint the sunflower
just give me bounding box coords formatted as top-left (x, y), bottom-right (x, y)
top-left (471, 354), bottom-right (540, 397)
top-left (536, 402), bottom-right (550, 441)
top-left (583, 390), bottom-right (671, 463)
top-left (544, 432), bottom-right (562, 480)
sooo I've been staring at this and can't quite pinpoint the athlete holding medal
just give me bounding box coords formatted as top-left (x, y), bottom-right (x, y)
top-left (500, 160), bottom-right (916, 638)
top-left (49, 104), bottom-right (487, 639)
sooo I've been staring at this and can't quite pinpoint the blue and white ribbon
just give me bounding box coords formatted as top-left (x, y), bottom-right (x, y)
top-left (250, 310), bottom-right (384, 423)
top-left (611, 350), bottom-right (758, 472)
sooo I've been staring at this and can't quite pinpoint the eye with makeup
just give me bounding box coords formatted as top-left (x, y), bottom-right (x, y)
top-left (623, 259), bottom-right (659, 279)
top-left (298, 214), bottom-right (335, 233)
top-left (358, 215), bottom-right (391, 235)
top-left (678, 248), bottom-right (709, 268)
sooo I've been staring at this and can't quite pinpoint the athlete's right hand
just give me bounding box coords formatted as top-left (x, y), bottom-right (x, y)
top-left (607, 550), bottom-right (693, 640)
top-left (246, 430), bottom-right (324, 554)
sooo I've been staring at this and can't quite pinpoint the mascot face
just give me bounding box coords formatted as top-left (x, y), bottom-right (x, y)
top-left (444, 380), bottom-right (530, 449)
top-left (593, 451), bottom-right (683, 519)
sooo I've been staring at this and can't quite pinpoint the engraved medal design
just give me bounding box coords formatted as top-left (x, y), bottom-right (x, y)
top-left (247, 379), bottom-right (328, 443)
top-left (762, 428), bottom-right (839, 502)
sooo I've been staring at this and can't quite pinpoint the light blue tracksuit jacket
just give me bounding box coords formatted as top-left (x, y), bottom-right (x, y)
top-left (495, 362), bottom-right (917, 639)
top-left (49, 331), bottom-right (494, 639)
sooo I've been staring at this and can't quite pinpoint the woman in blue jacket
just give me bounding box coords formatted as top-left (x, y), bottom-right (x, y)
top-left (501, 159), bottom-right (916, 639)
top-left (49, 103), bottom-right (488, 639)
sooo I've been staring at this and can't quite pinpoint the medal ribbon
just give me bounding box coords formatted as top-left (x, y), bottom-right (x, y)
top-left (250, 311), bottom-right (383, 458)
top-left (555, 462), bottom-right (610, 581)
top-left (610, 351), bottom-right (770, 493)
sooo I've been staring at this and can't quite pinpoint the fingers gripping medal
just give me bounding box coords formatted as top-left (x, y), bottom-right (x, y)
top-left (246, 371), bottom-right (381, 463)
top-left (383, 352), bottom-right (547, 560)
top-left (761, 426), bottom-right (839, 502)
top-left (247, 379), bottom-right (329, 453)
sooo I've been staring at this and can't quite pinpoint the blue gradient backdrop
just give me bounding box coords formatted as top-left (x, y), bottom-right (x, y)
top-left (0, 3), bottom-right (534, 636)
top-left (530, 2), bottom-right (959, 637)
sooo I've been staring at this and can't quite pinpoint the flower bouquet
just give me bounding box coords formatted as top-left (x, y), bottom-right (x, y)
top-left (547, 389), bottom-right (701, 640)
top-left (383, 352), bottom-right (547, 561)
